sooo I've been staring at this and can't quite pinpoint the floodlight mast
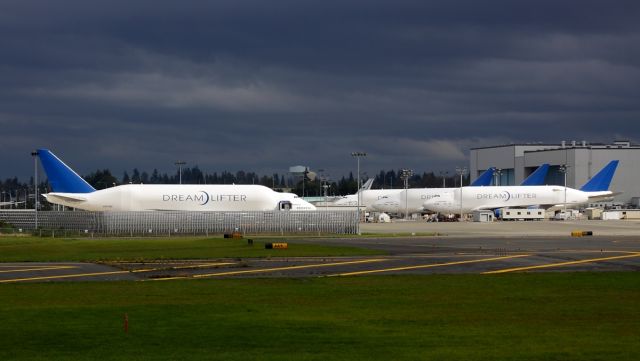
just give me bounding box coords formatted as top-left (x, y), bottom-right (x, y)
top-left (302, 167), bottom-right (308, 197)
top-left (31, 151), bottom-right (39, 229)
top-left (559, 164), bottom-right (568, 217)
top-left (400, 169), bottom-right (413, 220)
top-left (439, 171), bottom-right (448, 187)
top-left (456, 166), bottom-right (467, 220)
top-left (175, 161), bottom-right (186, 184)
top-left (494, 168), bottom-right (502, 186)
top-left (351, 152), bottom-right (367, 233)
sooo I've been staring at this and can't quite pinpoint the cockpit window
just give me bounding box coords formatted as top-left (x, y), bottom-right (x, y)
top-left (279, 201), bottom-right (292, 210)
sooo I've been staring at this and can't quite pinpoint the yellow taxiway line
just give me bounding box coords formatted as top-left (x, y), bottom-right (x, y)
top-left (131, 262), bottom-right (236, 273)
top-left (0, 265), bottom-right (77, 274)
top-left (0, 262), bottom-right (238, 283)
top-left (327, 254), bottom-right (531, 277)
top-left (153, 259), bottom-right (388, 280)
top-left (0, 265), bottom-right (72, 268)
top-left (0, 270), bottom-right (131, 283)
top-left (544, 250), bottom-right (640, 254)
top-left (484, 252), bottom-right (640, 274)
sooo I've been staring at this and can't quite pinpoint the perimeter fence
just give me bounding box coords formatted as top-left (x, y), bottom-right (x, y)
top-left (0, 210), bottom-right (358, 236)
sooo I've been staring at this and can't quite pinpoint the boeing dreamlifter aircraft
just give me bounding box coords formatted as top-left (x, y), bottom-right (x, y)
top-left (423, 161), bottom-right (618, 214)
top-left (370, 164), bottom-right (548, 214)
top-left (370, 162), bottom-right (618, 215)
top-left (333, 167), bottom-right (497, 209)
top-left (38, 149), bottom-right (316, 212)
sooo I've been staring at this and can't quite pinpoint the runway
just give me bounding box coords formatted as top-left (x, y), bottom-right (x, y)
top-left (2, 235), bottom-right (639, 283)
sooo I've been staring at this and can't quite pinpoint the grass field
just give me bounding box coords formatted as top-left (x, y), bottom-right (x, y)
top-left (1, 273), bottom-right (639, 360)
top-left (0, 236), bottom-right (383, 262)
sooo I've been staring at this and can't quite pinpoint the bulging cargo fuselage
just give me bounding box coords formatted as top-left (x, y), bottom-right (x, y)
top-left (371, 160), bottom-right (619, 215)
top-left (422, 186), bottom-right (589, 214)
top-left (332, 189), bottom-right (401, 208)
top-left (372, 186), bottom-right (593, 215)
top-left (45, 184), bottom-right (316, 212)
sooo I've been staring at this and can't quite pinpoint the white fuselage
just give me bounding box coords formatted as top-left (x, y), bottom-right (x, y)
top-left (371, 188), bottom-right (452, 214)
top-left (371, 186), bottom-right (595, 215)
top-left (332, 189), bottom-right (402, 209)
top-left (44, 184), bottom-right (316, 212)
top-left (423, 186), bottom-right (590, 214)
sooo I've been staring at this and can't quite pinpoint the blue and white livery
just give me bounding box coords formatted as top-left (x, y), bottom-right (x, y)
top-left (38, 149), bottom-right (315, 212)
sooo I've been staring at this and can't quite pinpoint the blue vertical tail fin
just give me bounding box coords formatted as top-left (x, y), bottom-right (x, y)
top-left (470, 167), bottom-right (494, 186)
top-left (37, 149), bottom-right (96, 193)
top-left (520, 164), bottom-right (549, 186)
top-left (580, 160), bottom-right (619, 192)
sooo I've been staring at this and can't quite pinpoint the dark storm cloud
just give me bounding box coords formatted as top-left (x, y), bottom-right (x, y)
top-left (1, 0), bottom-right (640, 181)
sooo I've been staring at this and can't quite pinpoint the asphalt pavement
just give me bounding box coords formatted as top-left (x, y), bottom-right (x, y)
top-left (2, 231), bottom-right (639, 282)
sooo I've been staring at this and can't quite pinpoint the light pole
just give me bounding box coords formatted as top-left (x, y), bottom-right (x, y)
top-left (439, 171), bottom-right (448, 188)
top-left (31, 151), bottom-right (39, 229)
top-left (456, 166), bottom-right (468, 188)
top-left (317, 169), bottom-right (324, 196)
top-left (400, 169), bottom-right (413, 220)
top-left (319, 170), bottom-right (330, 209)
top-left (494, 168), bottom-right (502, 186)
top-left (559, 164), bottom-right (568, 217)
top-left (456, 166), bottom-right (468, 220)
top-left (301, 168), bottom-right (309, 197)
top-left (351, 152), bottom-right (367, 230)
top-left (175, 161), bottom-right (186, 184)
top-left (322, 182), bottom-right (330, 209)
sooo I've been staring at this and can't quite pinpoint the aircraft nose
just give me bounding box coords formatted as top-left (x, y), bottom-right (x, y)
top-left (370, 201), bottom-right (386, 211)
top-left (422, 200), bottom-right (439, 212)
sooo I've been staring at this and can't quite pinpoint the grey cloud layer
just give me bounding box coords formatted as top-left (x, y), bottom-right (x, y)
top-left (1, 0), bottom-right (640, 179)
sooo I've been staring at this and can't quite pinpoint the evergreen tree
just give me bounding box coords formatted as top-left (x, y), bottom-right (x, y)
top-left (84, 169), bottom-right (117, 189)
top-left (131, 168), bottom-right (141, 183)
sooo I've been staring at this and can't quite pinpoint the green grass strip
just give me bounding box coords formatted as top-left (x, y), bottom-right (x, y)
top-left (0, 236), bottom-right (382, 262)
top-left (0, 273), bottom-right (638, 360)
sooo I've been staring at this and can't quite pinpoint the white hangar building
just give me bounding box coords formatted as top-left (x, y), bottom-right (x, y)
top-left (470, 140), bottom-right (640, 205)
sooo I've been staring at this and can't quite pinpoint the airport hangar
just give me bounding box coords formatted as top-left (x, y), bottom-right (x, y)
top-left (470, 140), bottom-right (640, 206)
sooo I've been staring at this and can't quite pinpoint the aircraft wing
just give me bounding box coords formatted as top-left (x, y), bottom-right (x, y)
top-left (0, 201), bottom-right (26, 206)
top-left (469, 206), bottom-right (493, 212)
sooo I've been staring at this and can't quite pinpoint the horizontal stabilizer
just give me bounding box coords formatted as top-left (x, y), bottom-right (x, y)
top-left (587, 191), bottom-right (621, 201)
top-left (580, 160), bottom-right (619, 192)
top-left (43, 193), bottom-right (88, 203)
top-left (470, 167), bottom-right (494, 187)
top-left (38, 149), bottom-right (96, 194)
top-left (520, 164), bottom-right (549, 186)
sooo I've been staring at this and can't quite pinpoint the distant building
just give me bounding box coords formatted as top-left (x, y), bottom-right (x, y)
top-left (470, 140), bottom-right (640, 204)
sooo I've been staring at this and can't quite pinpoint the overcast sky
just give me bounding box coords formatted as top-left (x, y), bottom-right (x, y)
top-left (2, 0), bottom-right (640, 181)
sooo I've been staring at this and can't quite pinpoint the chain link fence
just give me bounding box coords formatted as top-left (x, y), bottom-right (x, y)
top-left (0, 210), bottom-right (358, 235)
